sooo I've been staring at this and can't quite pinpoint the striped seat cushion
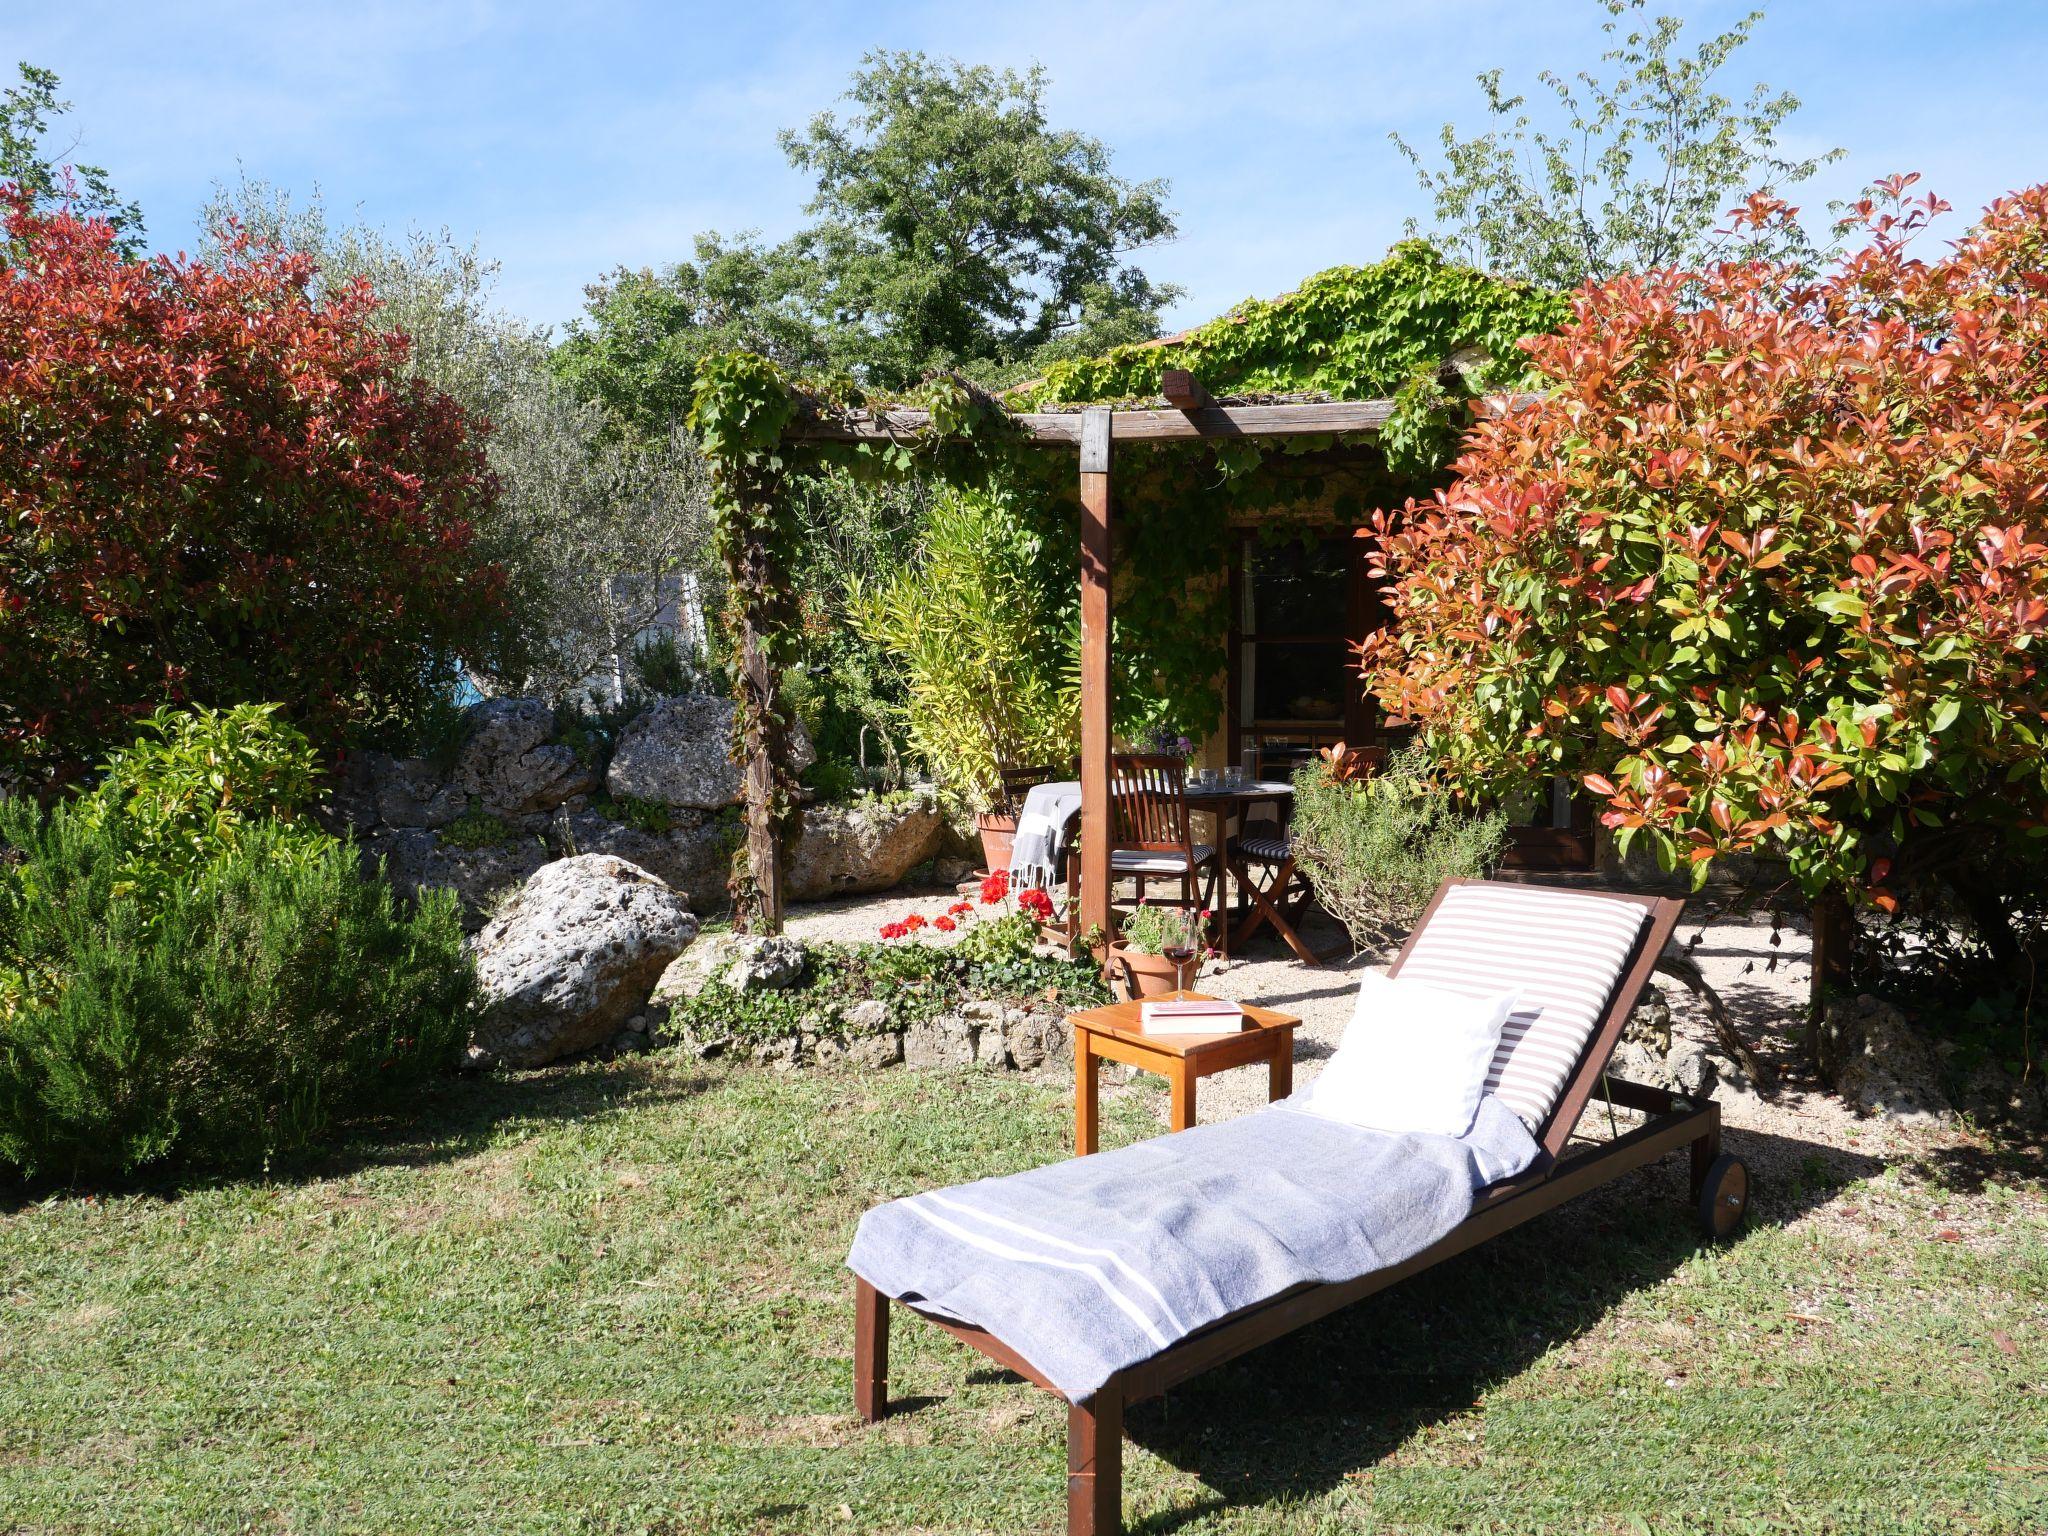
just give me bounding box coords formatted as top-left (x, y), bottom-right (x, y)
top-left (1230, 835), bottom-right (1292, 864)
top-left (1393, 883), bottom-right (1650, 1131)
top-left (1111, 844), bottom-right (1215, 876)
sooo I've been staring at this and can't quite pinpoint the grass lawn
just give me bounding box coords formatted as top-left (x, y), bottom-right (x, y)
top-left (2, 1056), bottom-right (2045, 1535)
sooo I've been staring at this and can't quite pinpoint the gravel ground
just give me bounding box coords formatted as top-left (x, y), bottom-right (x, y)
top-left (784, 879), bottom-right (2009, 1194)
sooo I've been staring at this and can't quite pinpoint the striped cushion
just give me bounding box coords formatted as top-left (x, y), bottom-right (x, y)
top-left (1111, 844), bottom-right (1215, 876)
top-left (1393, 884), bottom-right (1649, 1131)
top-left (1231, 835), bottom-right (1291, 864)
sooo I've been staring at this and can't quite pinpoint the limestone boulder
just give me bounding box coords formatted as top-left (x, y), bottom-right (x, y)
top-left (1815, 992), bottom-right (1953, 1127)
top-left (471, 855), bottom-right (699, 1067)
top-left (366, 827), bottom-right (550, 932)
top-left (606, 694), bottom-right (813, 810)
top-left (553, 810), bottom-right (733, 911)
top-left (652, 932), bottom-right (808, 1005)
top-left (784, 791), bottom-right (946, 901)
top-left (455, 698), bottom-right (597, 816)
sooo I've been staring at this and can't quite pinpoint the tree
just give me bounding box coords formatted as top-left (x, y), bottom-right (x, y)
top-left (1360, 180), bottom-right (2048, 980)
top-left (1393, 2), bottom-right (1840, 288)
top-left (780, 51), bottom-right (1179, 387)
top-left (553, 235), bottom-right (833, 443)
top-left (201, 178), bottom-right (721, 701)
top-left (0, 191), bottom-right (508, 787)
top-left (556, 52), bottom-right (1179, 430)
top-left (1, 62), bottom-right (143, 255)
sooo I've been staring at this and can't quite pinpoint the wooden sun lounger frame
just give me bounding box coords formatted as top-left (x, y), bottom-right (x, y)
top-left (853, 880), bottom-right (1700, 1536)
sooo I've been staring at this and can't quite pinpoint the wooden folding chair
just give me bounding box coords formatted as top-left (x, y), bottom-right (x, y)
top-left (852, 878), bottom-right (1750, 1536)
top-left (1108, 753), bottom-right (1224, 951)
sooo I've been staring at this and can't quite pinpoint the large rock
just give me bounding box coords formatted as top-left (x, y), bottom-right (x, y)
top-left (472, 855), bottom-right (699, 1067)
top-left (1815, 992), bottom-right (1953, 1128)
top-left (456, 698), bottom-right (597, 816)
top-left (552, 810), bottom-right (734, 911)
top-left (355, 752), bottom-right (469, 830)
top-left (605, 694), bottom-right (813, 810)
top-left (367, 826), bottom-right (550, 931)
top-left (784, 792), bottom-right (946, 901)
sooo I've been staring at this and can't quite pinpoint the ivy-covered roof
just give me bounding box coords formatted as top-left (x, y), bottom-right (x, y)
top-left (1004, 240), bottom-right (1567, 410)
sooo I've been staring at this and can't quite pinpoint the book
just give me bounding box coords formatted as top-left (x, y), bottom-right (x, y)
top-left (1139, 998), bottom-right (1247, 1034)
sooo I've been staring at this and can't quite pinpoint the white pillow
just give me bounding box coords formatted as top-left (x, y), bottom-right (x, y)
top-left (1301, 970), bottom-right (1518, 1138)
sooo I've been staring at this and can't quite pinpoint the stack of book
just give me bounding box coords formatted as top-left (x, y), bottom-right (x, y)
top-left (1138, 997), bottom-right (1247, 1034)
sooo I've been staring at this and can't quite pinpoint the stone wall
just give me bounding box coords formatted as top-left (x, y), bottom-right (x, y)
top-left (328, 694), bottom-right (951, 926)
top-left (651, 935), bottom-right (1073, 1074)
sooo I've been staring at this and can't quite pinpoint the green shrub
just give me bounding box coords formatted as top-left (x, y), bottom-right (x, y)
top-left (1289, 745), bottom-right (1508, 952)
top-left (0, 716), bottom-right (475, 1182)
top-left (78, 703), bottom-right (322, 906)
top-left (850, 486), bottom-right (1078, 808)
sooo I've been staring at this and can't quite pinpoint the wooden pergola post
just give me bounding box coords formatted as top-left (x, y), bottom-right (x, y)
top-left (732, 481), bottom-right (788, 934)
top-left (1077, 406), bottom-right (1114, 947)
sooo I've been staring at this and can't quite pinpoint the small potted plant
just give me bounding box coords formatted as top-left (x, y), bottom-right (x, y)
top-left (1108, 903), bottom-right (1210, 999)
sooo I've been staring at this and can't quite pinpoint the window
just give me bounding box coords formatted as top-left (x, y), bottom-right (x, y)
top-left (1230, 533), bottom-right (1382, 774)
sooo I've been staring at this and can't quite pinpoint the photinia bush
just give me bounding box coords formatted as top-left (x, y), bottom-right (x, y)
top-left (1361, 178), bottom-right (2048, 917)
top-left (0, 189), bottom-right (508, 787)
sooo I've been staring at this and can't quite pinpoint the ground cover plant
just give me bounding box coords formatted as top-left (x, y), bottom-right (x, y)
top-left (682, 877), bottom-right (1100, 1048)
top-left (0, 1051), bottom-right (2040, 1534)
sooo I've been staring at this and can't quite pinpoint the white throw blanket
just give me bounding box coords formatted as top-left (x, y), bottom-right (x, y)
top-left (1008, 779), bottom-right (1082, 898)
top-left (848, 1094), bottom-right (1539, 1401)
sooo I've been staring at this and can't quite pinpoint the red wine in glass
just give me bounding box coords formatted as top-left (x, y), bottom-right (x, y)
top-left (1162, 944), bottom-right (1196, 987)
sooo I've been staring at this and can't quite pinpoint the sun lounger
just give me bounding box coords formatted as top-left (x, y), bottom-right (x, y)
top-left (848, 878), bottom-right (1749, 1536)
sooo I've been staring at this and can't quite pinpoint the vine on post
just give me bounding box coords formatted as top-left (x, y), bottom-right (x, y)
top-left (688, 353), bottom-right (800, 932)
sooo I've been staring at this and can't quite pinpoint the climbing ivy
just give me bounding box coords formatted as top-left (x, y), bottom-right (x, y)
top-left (688, 242), bottom-right (1568, 920)
top-left (1016, 241), bottom-right (1567, 478)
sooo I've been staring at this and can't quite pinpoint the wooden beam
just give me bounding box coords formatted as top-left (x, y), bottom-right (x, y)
top-left (1159, 368), bottom-right (1212, 413)
top-left (782, 397), bottom-right (1396, 445)
top-left (1077, 407), bottom-right (1114, 950)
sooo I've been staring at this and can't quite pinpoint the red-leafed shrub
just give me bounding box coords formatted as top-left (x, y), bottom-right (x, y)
top-left (1361, 178), bottom-right (2048, 917)
top-left (0, 189), bottom-right (508, 787)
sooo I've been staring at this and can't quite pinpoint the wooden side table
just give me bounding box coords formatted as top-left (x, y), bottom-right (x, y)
top-left (1067, 990), bottom-right (1301, 1155)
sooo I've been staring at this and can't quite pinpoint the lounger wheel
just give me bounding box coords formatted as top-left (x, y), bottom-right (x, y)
top-left (1696, 1153), bottom-right (1749, 1240)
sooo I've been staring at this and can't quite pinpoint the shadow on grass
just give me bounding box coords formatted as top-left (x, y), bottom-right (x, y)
top-left (1102, 1123), bottom-right (1882, 1534)
top-left (309, 1057), bottom-right (718, 1181)
top-left (0, 1057), bottom-right (716, 1212)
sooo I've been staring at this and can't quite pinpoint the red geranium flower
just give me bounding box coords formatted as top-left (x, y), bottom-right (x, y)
top-left (980, 869), bottom-right (1010, 904)
top-left (1018, 888), bottom-right (1055, 921)
top-left (947, 901), bottom-right (974, 916)
top-left (878, 921), bottom-right (906, 940)
top-left (934, 916), bottom-right (957, 932)
top-left (903, 913), bottom-right (927, 931)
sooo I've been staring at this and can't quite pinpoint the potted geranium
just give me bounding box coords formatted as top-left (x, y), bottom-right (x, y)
top-left (1108, 903), bottom-right (1209, 1000)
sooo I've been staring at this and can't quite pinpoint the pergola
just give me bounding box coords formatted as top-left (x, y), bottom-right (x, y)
top-left (744, 368), bottom-right (1401, 941)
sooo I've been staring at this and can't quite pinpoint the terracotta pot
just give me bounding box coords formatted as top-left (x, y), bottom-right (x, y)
top-left (976, 811), bottom-right (1018, 876)
top-left (1108, 943), bottom-right (1198, 1001)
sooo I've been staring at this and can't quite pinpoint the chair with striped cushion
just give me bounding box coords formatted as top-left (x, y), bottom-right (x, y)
top-left (1108, 754), bottom-right (1223, 944)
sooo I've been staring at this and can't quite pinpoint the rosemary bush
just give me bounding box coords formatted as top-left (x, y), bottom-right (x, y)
top-left (1289, 745), bottom-right (1508, 951)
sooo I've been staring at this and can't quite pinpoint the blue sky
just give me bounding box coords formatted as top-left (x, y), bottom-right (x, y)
top-left (10, 0), bottom-right (2048, 335)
